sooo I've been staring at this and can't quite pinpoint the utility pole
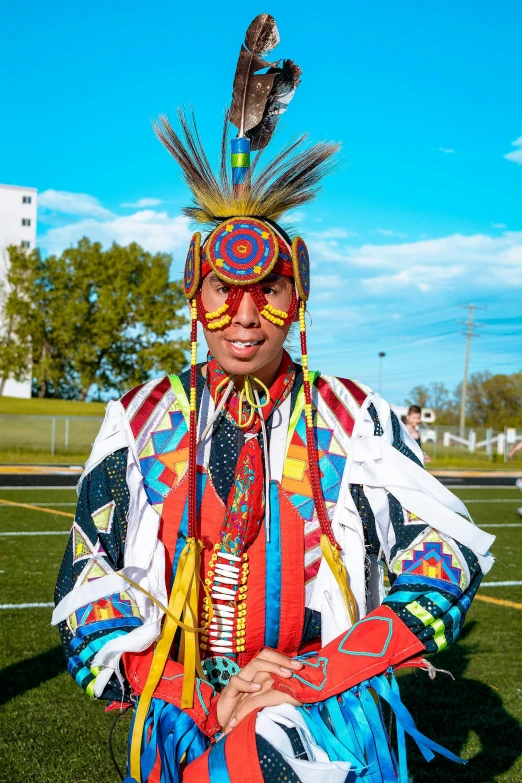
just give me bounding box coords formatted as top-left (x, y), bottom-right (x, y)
top-left (458, 304), bottom-right (485, 438)
top-left (378, 352), bottom-right (386, 395)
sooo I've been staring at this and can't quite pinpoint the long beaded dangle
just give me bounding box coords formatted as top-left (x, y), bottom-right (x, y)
top-left (298, 299), bottom-right (358, 624)
top-left (188, 298), bottom-right (199, 537)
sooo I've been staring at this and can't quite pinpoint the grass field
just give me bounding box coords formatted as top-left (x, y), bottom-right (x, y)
top-left (0, 397), bottom-right (106, 417)
top-left (1, 487), bottom-right (521, 783)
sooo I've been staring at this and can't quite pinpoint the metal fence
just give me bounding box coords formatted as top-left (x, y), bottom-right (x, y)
top-left (419, 424), bottom-right (522, 462)
top-left (1, 413), bottom-right (522, 462)
top-left (1, 414), bottom-right (103, 456)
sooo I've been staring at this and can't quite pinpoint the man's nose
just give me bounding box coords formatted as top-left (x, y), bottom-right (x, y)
top-left (232, 291), bottom-right (260, 328)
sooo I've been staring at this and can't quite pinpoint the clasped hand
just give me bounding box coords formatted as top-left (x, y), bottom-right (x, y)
top-left (216, 648), bottom-right (303, 734)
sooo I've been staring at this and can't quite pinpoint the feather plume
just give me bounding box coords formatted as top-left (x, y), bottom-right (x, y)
top-left (154, 110), bottom-right (339, 227)
top-left (246, 59), bottom-right (302, 151)
top-left (230, 14), bottom-right (281, 139)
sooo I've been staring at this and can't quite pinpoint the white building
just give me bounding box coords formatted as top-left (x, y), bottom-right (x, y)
top-left (0, 183), bottom-right (38, 398)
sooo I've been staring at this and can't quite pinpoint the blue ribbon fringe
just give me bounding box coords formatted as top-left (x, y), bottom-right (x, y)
top-left (297, 668), bottom-right (465, 782)
top-left (123, 697), bottom-right (209, 783)
top-left (123, 670), bottom-right (464, 782)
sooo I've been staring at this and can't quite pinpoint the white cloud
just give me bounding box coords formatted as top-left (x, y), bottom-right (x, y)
top-left (41, 209), bottom-right (193, 261)
top-left (38, 189), bottom-right (113, 218)
top-left (308, 231), bottom-right (522, 293)
top-left (492, 222), bottom-right (507, 229)
top-left (310, 228), bottom-right (357, 239)
top-left (121, 198), bottom-right (163, 208)
top-left (376, 229), bottom-right (408, 238)
top-left (504, 136), bottom-right (522, 165)
top-left (364, 264), bottom-right (464, 293)
top-left (438, 147), bottom-right (455, 154)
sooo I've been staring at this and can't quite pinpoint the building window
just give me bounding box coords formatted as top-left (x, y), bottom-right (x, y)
top-left (21, 241), bottom-right (31, 249)
top-left (22, 195), bottom-right (32, 204)
top-left (21, 218), bottom-right (31, 226)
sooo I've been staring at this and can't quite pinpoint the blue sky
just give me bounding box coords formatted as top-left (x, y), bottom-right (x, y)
top-left (1, 0), bottom-right (521, 403)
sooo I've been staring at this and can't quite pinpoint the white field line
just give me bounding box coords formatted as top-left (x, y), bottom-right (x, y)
top-left (479, 523), bottom-right (522, 528)
top-left (447, 485), bottom-right (518, 489)
top-left (481, 581), bottom-right (522, 587)
top-left (464, 499), bottom-right (522, 503)
top-left (0, 531), bottom-right (69, 536)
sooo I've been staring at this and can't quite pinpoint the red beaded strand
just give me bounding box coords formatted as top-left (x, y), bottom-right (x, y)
top-left (299, 300), bottom-right (339, 549)
top-left (188, 298), bottom-right (199, 539)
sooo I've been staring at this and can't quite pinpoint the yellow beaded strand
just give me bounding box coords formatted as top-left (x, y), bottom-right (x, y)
top-left (299, 300), bottom-right (313, 428)
top-left (206, 314), bottom-right (232, 330)
top-left (205, 302), bottom-right (229, 319)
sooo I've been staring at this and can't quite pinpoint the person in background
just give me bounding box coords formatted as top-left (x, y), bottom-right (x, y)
top-left (507, 439), bottom-right (522, 517)
top-left (405, 405), bottom-right (432, 463)
top-left (405, 404), bottom-right (422, 443)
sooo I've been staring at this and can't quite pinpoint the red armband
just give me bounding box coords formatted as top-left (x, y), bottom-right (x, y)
top-left (271, 605), bottom-right (425, 703)
top-left (123, 649), bottom-right (216, 735)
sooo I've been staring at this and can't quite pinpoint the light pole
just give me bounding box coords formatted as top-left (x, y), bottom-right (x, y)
top-left (378, 352), bottom-right (386, 395)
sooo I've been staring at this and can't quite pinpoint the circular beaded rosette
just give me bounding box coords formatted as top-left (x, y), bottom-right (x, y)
top-left (291, 236), bottom-right (310, 301)
top-left (184, 232), bottom-right (201, 299)
top-left (206, 217), bottom-right (279, 285)
top-left (201, 655), bottom-right (240, 689)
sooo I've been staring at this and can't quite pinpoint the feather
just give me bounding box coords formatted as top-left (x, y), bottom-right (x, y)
top-left (230, 14), bottom-right (281, 137)
top-left (154, 110), bottom-right (340, 227)
top-left (246, 59), bottom-right (302, 151)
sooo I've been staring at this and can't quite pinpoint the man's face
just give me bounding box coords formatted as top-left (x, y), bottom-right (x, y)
top-left (199, 272), bottom-right (294, 377)
top-left (407, 412), bottom-right (421, 427)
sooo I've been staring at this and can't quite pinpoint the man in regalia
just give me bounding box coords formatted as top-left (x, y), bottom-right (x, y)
top-left (54, 14), bottom-right (494, 783)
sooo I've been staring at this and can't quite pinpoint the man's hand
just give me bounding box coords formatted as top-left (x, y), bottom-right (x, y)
top-left (224, 687), bottom-right (302, 733)
top-left (216, 648), bottom-right (303, 730)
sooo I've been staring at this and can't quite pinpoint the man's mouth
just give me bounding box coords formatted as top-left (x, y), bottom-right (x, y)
top-left (225, 338), bottom-right (265, 358)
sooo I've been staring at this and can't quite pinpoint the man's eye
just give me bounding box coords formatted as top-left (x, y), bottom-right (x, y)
top-left (262, 286), bottom-right (276, 295)
top-left (217, 286), bottom-right (230, 294)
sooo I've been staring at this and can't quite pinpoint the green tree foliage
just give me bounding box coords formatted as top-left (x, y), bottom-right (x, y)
top-left (460, 371), bottom-right (522, 428)
top-left (405, 385), bottom-right (429, 408)
top-left (406, 372), bottom-right (522, 429)
top-left (0, 239), bottom-right (189, 399)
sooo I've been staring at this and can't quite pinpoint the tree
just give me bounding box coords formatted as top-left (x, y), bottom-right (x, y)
top-left (407, 372), bottom-right (522, 429)
top-left (405, 385), bottom-right (429, 408)
top-left (464, 371), bottom-right (522, 428)
top-left (0, 239), bottom-right (189, 399)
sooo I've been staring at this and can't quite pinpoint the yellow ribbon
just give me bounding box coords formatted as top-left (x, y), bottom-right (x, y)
top-left (320, 533), bottom-right (358, 627)
top-left (129, 537), bottom-right (206, 783)
top-left (238, 375), bottom-right (270, 429)
top-left (211, 373), bottom-right (271, 430)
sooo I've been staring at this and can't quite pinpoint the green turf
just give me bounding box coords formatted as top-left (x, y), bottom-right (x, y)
top-left (0, 397), bottom-right (106, 416)
top-left (0, 487), bottom-right (521, 782)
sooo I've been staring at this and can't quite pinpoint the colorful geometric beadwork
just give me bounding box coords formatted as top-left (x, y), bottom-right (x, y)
top-left (91, 501), bottom-right (115, 534)
top-left (72, 524), bottom-right (95, 564)
top-left (292, 236), bottom-right (310, 300)
top-left (404, 509), bottom-right (425, 526)
top-left (391, 530), bottom-right (467, 589)
top-left (76, 557), bottom-right (112, 586)
top-left (138, 408), bottom-right (190, 508)
top-left (206, 217), bottom-right (278, 285)
top-left (184, 232), bottom-right (201, 298)
top-left (282, 406), bottom-right (347, 600)
top-left (68, 590), bottom-right (142, 634)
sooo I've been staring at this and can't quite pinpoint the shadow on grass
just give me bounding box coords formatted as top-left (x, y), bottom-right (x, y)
top-left (0, 645), bottom-right (65, 707)
top-left (400, 621), bottom-right (522, 782)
